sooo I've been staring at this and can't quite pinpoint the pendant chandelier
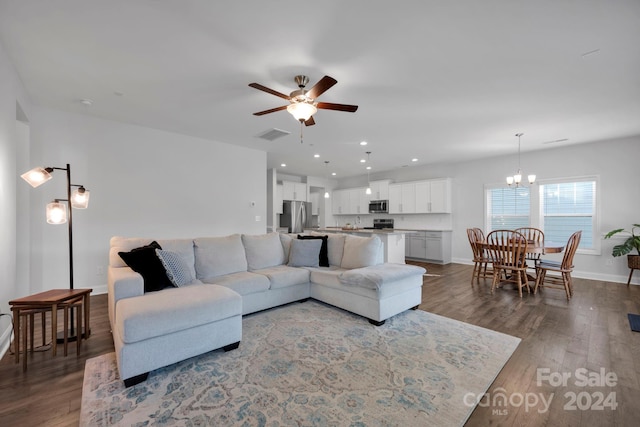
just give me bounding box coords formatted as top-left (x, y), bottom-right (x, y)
top-left (365, 151), bottom-right (372, 195)
top-left (324, 161), bottom-right (330, 198)
top-left (506, 133), bottom-right (536, 186)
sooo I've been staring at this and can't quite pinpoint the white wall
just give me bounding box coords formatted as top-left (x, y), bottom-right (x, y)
top-left (334, 137), bottom-right (640, 284)
top-left (0, 39), bottom-right (33, 356)
top-left (26, 107), bottom-right (267, 295)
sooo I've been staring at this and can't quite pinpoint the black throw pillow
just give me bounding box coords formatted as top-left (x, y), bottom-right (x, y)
top-left (118, 241), bottom-right (174, 292)
top-left (297, 235), bottom-right (329, 267)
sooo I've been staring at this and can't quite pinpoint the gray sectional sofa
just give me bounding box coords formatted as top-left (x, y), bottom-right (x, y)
top-left (108, 232), bottom-right (425, 385)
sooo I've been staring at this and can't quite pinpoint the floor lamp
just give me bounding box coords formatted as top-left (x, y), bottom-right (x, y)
top-left (21, 163), bottom-right (90, 341)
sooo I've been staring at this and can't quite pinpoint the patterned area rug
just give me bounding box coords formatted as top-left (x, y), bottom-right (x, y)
top-left (80, 301), bottom-right (520, 426)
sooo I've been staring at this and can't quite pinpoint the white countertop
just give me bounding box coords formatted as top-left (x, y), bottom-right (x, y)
top-left (308, 228), bottom-right (410, 235)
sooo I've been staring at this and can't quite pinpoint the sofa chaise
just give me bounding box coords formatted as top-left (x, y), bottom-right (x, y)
top-left (108, 232), bottom-right (426, 386)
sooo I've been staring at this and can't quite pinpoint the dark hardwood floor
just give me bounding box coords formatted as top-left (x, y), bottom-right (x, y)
top-left (1, 263), bottom-right (639, 426)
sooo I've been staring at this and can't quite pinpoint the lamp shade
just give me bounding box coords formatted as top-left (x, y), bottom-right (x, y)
top-left (21, 167), bottom-right (53, 188)
top-left (46, 201), bottom-right (67, 224)
top-left (287, 102), bottom-right (317, 121)
top-left (324, 191), bottom-right (330, 198)
top-left (71, 187), bottom-right (90, 209)
top-left (365, 187), bottom-right (372, 195)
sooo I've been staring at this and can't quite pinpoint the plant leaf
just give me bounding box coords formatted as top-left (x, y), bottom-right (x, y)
top-left (604, 229), bottom-right (625, 239)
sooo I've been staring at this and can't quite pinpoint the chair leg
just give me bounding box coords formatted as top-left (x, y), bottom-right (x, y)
top-left (563, 273), bottom-right (571, 300)
top-left (471, 262), bottom-right (478, 285)
top-left (63, 306), bottom-right (69, 357)
top-left (491, 269), bottom-right (500, 294)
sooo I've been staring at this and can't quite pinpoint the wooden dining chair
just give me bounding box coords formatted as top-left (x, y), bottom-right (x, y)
top-left (467, 228), bottom-right (492, 285)
top-left (486, 230), bottom-right (530, 297)
top-left (534, 231), bottom-right (582, 300)
top-left (515, 227), bottom-right (544, 261)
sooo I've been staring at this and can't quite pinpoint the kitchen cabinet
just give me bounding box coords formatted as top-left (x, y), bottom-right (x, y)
top-left (282, 181), bottom-right (307, 202)
top-left (310, 192), bottom-right (320, 215)
top-left (276, 184), bottom-right (283, 214)
top-left (369, 180), bottom-right (391, 201)
top-left (426, 178), bottom-right (451, 213)
top-left (332, 189), bottom-right (349, 215)
top-left (405, 230), bottom-right (452, 264)
top-left (389, 178), bottom-right (451, 214)
top-left (389, 182), bottom-right (416, 214)
top-left (348, 188), bottom-right (369, 214)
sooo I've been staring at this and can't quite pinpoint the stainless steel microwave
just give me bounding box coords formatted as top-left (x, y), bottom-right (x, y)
top-left (369, 200), bottom-right (388, 213)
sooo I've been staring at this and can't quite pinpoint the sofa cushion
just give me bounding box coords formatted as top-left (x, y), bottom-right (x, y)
top-left (308, 266), bottom-right (421, 299)
top-left (310, 231), bottom-right (345, 266)
top-left (339, 263), bottom-right (426, 290)
top-left (242, 232), bottom-right (286, 271)
top-left (253, 265), bottom-right (310, 289)
top-left (155, 249), bottom-right (198, 287)
top-left (288, 239), bottom-right (322, 267)
top-left (118, 241), bottom-right (174, 292)
top-left (202, 271), bottom-right (270, 295)
top-left (116, 284), bottom-right (241, 344)
top-left (297, 235), bottom-right (329, 267)
top-left (340, 235), bottom-right (383, 269)
top-left (194, 234), bottom-right (247, 280)
top-left (280, 233), bottom-right (293, 262)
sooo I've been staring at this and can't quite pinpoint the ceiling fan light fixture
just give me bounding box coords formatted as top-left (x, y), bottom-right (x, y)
top-left (287, 102), bottom-right (317, 121)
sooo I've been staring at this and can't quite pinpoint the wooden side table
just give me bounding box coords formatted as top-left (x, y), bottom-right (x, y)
top-left (9, 288), bottom-right (92, 371)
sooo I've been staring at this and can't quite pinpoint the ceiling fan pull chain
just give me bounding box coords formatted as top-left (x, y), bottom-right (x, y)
top-left (300, 120), bottom-right (304, 143)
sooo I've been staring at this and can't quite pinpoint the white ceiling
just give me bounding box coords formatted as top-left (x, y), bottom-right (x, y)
top-left (1, 0), bottom-right (639, 178)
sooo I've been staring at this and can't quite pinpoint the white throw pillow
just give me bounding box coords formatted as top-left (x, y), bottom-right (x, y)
top-left (242, 232), bottom-right (286, 271)
top-left (340, 234), bottom-right (383, 269)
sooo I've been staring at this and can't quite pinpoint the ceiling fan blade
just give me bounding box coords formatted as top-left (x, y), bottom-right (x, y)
top-left (248, 83), bottom-right (291, 100)
top-left (316, 102), bottom-right (358, 113)
top-left (306, 76), bottom-right (337, 99)
top-left (253, 105), bottom-right (288, 116)
top-left (304, 116), bottom-right (316, 126)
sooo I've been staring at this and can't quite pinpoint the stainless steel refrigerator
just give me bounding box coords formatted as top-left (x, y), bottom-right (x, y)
top-left (280, 201), bottom-right (312, 233)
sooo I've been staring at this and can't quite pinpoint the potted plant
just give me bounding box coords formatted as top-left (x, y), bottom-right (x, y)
top-left (604, 224), bottom-right (640, 273)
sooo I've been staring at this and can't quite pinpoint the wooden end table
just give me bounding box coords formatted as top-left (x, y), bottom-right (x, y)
top-left (9, 288), bottom-right (92, 371)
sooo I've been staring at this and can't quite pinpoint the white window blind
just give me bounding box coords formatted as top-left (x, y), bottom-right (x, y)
top-left (540, 179), bottom-right (596, 250)
top-left (486, 187), bottom-right (530, 232)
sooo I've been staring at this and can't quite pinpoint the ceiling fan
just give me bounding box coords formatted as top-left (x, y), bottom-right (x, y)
top-left (249, 75), bottom-right (358, 126)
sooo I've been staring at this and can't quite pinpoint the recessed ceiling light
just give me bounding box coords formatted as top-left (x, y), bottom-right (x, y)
top-left (412, 158), bottom-right (418, 162)
top-left (331, 172), bottom-right (337, 176)
top-left (360, 141), bottom-right (368, 146)
top-left (360, 159), bottom-right (366, 163)
top-left (79, 99), bottom-right (93, 107)
top-left (366, 166), bottom-right (371, 170)
top-left (314, 154), bottom-right (320, 158)
top-left (280, 163), bottom-right (286, 167)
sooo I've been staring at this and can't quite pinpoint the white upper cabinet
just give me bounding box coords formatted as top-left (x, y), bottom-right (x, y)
top-left (282, 181), bottom-right (307, 202)
top-left (389, 178), bottom-right (451, 214)
top-left (332, 189), bottom-right (349, 215)
top-left (427, 178), bottom-right (451, 213)
top-left (348, 188), bottom-right (369, 215)
top-left (310, 192), bottom-right (320, 215)
top-left (369, 180), bottom-right (391, 201)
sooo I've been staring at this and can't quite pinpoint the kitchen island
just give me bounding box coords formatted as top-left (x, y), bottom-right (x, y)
top-left (306, 228), bottom-right (407, 264)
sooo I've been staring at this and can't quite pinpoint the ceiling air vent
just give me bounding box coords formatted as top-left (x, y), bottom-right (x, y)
top-left (256, 128), bottom-right (291, 141)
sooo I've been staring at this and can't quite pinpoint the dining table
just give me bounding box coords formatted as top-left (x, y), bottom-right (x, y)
top-left (478, 239), bottom-right (566, 288)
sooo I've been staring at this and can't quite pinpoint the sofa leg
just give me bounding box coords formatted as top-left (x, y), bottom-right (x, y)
top-left (223, 341), bottom-right (240, 352)
top-left (124, 372), bottom-right (148, 388)
top-left (410, 305), bottom-right (420, 310)
top-left (368, 319), bottom-right (386, 326)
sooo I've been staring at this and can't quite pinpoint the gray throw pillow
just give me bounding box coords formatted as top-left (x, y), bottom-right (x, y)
top-left (287, 239), bottom-right (322, 267)
top-left (156, 249), bottom-right (196, 287)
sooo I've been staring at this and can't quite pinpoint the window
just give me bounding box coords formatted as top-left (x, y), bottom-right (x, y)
top-left (485, 186), bottom-right (530, 232)
top-left (539, 178), bottom-right (597, 252)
